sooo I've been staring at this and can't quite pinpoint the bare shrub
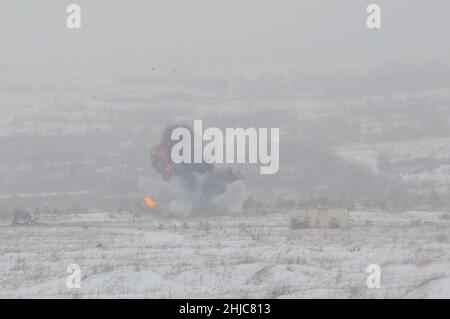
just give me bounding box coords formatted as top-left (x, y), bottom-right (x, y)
top-left (350, 285), bottom-right (363, 298)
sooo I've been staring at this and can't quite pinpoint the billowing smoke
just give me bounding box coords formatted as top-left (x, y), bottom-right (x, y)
top-left (138, 125), bottom-right (247, 217)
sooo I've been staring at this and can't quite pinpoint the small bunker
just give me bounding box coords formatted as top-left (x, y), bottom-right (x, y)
top-left (289, 208), bottom-right (350, 229)
top-left (11, 210), bottom-right (36, 226)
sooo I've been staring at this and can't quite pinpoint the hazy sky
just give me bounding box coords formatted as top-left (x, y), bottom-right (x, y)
top-left (1, 0), bottom-right (449, 74)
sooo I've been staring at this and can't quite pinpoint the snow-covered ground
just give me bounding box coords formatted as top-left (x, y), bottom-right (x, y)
top-left (0, 210), bottom-right (448, 299)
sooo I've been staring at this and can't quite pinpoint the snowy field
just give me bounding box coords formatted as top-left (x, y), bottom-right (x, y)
top-left (0, 210), bottom-right (449, 299)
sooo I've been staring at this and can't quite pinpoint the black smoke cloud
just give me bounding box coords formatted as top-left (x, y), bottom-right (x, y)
top-left (139, 124), bottom-right (247, 216)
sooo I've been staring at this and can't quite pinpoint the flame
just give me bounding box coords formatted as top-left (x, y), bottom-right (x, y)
top-left (144, 196), bottom-right (157, 209)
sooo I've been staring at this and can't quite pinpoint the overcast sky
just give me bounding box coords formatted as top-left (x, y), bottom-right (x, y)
top-left (1, 0), bottom-right (449, 74)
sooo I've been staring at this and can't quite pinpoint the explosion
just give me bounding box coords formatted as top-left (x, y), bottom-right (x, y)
top-left (139, 124), bottom-right (247, 217)
top-left (143, 196), bottom-right (157, 209)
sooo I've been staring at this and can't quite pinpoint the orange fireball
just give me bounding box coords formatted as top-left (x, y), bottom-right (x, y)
top-left (144, 196), bottom-right (157, 209)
